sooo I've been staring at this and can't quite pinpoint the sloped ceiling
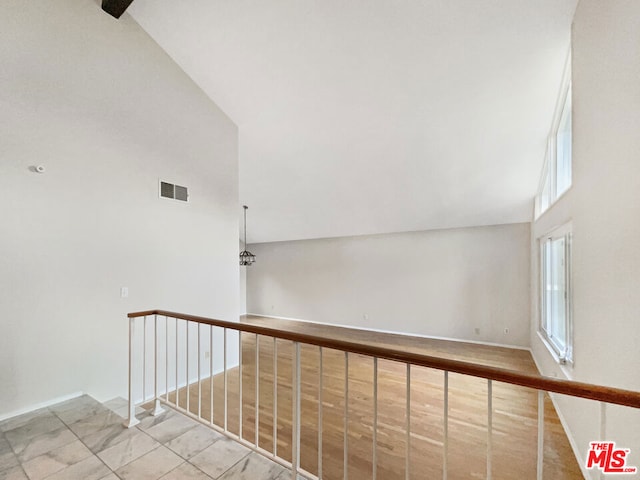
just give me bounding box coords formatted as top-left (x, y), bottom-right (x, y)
top-left (128, 0), bottom-right (577, 243)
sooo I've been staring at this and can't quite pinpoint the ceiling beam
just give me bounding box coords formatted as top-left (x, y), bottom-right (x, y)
top-left (102, 0), bottom-right (135, 19)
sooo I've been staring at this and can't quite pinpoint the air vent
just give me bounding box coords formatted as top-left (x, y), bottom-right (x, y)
top-left (160, 181), bottom-right (189, 202)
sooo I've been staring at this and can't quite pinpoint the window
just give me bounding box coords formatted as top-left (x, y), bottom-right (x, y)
top-left (535, 55), bottom-right (572, 217)
top-left (540, 225), bottom-right (572, 363)
top-left (555, 85), bottom-right (572, 196)
top-left (540, 157), bottom-right (551, 212)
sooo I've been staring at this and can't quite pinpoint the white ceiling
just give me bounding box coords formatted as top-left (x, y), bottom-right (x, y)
top-left (128, 0), bottom-right (577, 243)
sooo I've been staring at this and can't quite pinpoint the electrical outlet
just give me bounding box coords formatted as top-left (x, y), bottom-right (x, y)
top-left (504, 328), bottom-right (509, 334)
top-left (204, 351), bottom-right (210, 359)
top-left (363, 313), bottom-right (369, 321)
top-left (474, 328), bottom-right (480, 335)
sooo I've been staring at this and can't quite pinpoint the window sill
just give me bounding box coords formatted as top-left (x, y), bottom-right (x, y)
top-left (535, 185), bottom-right (573, 221)
top-left (536, 331), bottom-right (574, 379)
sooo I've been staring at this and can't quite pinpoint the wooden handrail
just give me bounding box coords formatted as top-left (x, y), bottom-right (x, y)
top-left (129, 309), bottom-right (640, 409)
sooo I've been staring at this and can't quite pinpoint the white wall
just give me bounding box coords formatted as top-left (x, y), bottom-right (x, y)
top-left (247, 223), bottom-right (531, 347)
top-left (0, 0), bottom-right (239, 417)
top-left (530, 1), bottom-right (640, 476)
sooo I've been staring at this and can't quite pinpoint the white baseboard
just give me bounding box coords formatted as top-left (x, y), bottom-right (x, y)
top-left (245, 312), bottom-right (530, 351)
top-left (0, 391), bottom-right (84, 422)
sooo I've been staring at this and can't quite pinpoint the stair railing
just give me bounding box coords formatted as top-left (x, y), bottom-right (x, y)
top-left (125, 309), bottom-right (640, 480)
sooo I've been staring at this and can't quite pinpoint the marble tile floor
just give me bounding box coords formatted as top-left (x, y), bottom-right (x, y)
top-left (0, 396), bottom-right (290, 480)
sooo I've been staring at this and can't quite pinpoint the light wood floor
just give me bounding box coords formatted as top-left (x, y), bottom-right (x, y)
top-left (165, 317), bottom-right (583, 480)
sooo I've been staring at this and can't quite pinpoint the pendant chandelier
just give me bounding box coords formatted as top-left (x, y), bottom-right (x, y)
top-left (239, 205), bottom-right (256, 266)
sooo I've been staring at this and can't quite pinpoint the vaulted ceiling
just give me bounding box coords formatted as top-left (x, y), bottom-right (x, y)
top-left (128, 0), bottom-right (577, 243)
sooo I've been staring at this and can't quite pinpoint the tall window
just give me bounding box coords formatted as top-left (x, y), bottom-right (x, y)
top-left (535, 55), bottom-right (572, 217)
top-left (555, 85), bottom-right (572, 196)
top-left (540, 226), bottom-right (572, 363)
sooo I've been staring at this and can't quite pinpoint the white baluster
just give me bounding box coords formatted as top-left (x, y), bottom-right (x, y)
top-left (124, 315), bottom-right (139, 428)
top-left (318, 347), bottom-right (324, 479)
top-left (273, 337), bottom-right (278, 458)
top-left (487, 379), bottom-right (493, 480)
top-left (175, 318), bottom-right (179, 407)
top-left (198, 323), bottom-right (202, 419)
top-left (373, 357), bottom-right (378, 480)
top-left (224, 328), bottom-right (228, 432)
top-left (344, 352), bottom-right (349, 480)
top-left (186, 321), bottom-right (190, 414)
top-left (292, 342), bottom-right (301, 479)
top-left (256, 333), bottom-right (260, 447)
top-left (600, 402), bottom-right (607, 480)
top-left (443, 371), bottom-right (449, 480)
top-left (406, 363), bottom-right (411, 480)
top-left (143, 316), bottom-right (147, 405)
top-left (210, 325), bottom-right (214, 426)
top-left (239, 331), bottom-right (243, 439)
top-left (537, 390), bottom-right (544, 480)
top-left (165, 316), bottom-right (169, 403)
top-left (151, 314), bottom-right (163, 416)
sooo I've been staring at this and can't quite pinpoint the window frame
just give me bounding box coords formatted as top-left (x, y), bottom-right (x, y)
top-left (539, 223), bottom-right (573, 364)
top-left (555, 84), bottom-right (572, 197)
top-left (535, 53), bottom-right (572, 218)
